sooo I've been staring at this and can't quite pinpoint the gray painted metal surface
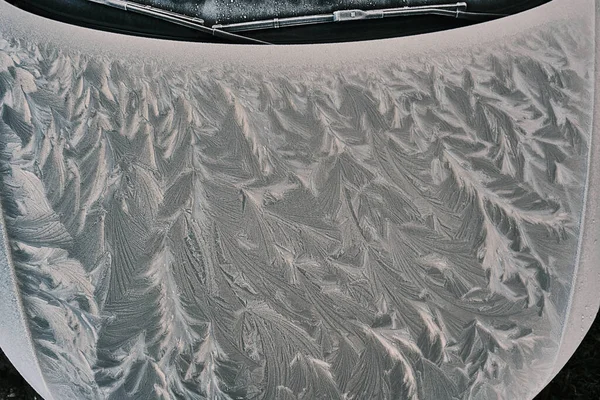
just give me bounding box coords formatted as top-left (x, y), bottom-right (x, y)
top-left (0, 0), bottom-right (598, 398)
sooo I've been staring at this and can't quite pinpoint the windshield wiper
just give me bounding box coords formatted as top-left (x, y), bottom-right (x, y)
top-left (85, 0), bottom-right (271, 44)
top-left (213, 2), bottom-right (506, 33)
top-left (82, 1), bottom-right (507, 42)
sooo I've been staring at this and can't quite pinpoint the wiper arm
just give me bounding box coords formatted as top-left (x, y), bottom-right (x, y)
top-left (85, 0), bottom-right (271, 44)
top-left (82, 1), bottom-right (506, 41)
top-left (213, 2), bottom-right (506, 33)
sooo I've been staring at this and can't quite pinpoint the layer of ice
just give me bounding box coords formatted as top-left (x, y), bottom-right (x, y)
top-left (0, 0), bottom-right (598, 399)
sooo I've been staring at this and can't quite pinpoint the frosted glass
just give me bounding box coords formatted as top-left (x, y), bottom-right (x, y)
top-left (0, 1), bottom-right (598, 399)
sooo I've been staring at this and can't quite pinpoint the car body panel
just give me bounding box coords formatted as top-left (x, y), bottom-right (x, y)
top-left (0, 0), bottom-right (598, 399)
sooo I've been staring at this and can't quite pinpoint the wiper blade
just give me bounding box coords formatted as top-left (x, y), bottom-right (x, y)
top-left (85, 0), bottom-right (271, 44)
top-left (213, 2), bottom-right (506, 33)
top-left (81, 1), bottom-right (507, 41)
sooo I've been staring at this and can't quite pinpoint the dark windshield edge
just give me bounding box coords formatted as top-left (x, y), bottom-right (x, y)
top-left (5, 0), bottom-right (552, 44)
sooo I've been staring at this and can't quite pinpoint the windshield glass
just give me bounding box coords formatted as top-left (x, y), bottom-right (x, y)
top-left (133, 0), bottom-right (547, 25)
top-left (6, 0), bottom-right (552, 44)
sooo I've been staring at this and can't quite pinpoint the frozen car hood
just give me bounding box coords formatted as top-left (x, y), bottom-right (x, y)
top-left (0, 0), bottom-right (599, 399)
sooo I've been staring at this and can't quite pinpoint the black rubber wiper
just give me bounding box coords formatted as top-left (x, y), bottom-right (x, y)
top-left (85, 0), bottom-right (272, 44)
top-left (212, 2), bottom-right (506, 33)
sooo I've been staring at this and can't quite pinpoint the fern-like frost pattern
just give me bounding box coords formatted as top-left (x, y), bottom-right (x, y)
top-left (0, 19), bottom-right (593, 400)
